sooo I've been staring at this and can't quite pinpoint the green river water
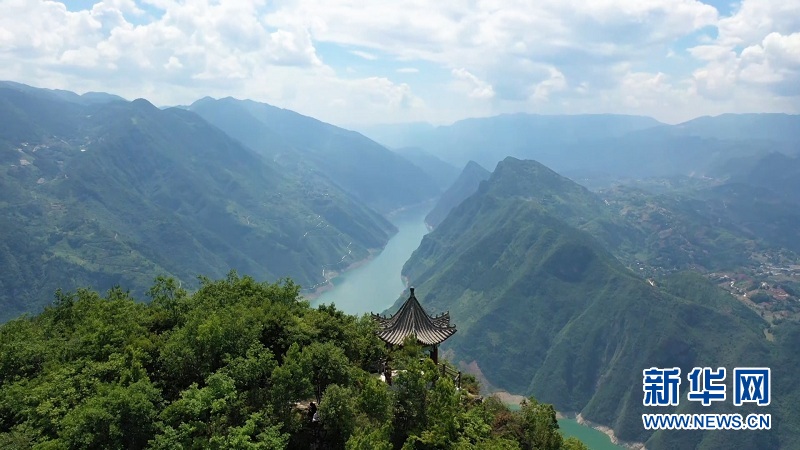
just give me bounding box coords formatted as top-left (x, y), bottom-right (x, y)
top-left (310, 204), bottom-right (624, 449)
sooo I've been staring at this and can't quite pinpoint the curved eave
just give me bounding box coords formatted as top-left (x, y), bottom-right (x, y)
top-left (377, 327), bottom-right (457, 346)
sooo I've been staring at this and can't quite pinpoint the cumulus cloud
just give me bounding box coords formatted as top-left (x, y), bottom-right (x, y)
top-left (0, 0), bottom-right (798, 124)
top-left (451, 68), bottom-right (495, 100)
top-left (0, 0), bottom-right (323, 86)
top-left (690, 0), bottom-right (800, 100)
top-left (531, 67), bottom-right (568, 102)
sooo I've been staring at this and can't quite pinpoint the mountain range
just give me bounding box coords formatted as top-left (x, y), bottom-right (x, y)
top-left (0, 82), bottom-right (442, 322)
top-left (187, 97), bottom-right (440, 214)
top-left (363, 112), bottom-right (800, 186)
top-left (399, 157), bottom-right (797, 449)
top-left (3, 80), bottom-right (800, 449)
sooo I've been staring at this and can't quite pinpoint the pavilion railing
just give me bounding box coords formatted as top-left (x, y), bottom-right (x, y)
top-left (438, 363), bottom-right (462, 389)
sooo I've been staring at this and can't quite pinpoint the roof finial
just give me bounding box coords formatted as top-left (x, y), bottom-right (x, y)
top-left (409, 286), bottom-right (415, 297)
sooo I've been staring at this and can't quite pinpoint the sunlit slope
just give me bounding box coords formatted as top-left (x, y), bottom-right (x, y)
top-left (399, 157), bottom-right (795, 449)
top-left (0, 84), bottom-right (394, 322)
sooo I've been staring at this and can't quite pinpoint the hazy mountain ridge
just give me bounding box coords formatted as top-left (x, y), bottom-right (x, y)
top-left (378, 112), bottom-right (800, 184)
top-left (0, 84), bottom-right (396, 322)
top-left (0, 80), bottom-right (127, 105)
top-left (188, 97), bottom-right (441, 214)
top-left (670, 113), bottom-right (800, 143)
top-left (424, 161), bottom-right (490, 229)
top-left (729, 152), bottom-right (800, 205)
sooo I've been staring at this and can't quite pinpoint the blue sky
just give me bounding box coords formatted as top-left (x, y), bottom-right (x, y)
top-left (1, 0), bottom-right (798, 126)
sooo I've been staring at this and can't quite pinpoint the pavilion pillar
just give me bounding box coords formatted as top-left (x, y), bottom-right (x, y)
top-left (431, 345), bottom-right (439, 365)
top-left (384, 362), bottom-right (392, 386)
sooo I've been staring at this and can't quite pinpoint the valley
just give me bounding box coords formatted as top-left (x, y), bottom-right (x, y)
top-left (309, 202), bottom-right (433, 314)
top-left (2, 80), bottom-right (799, 450)
top-left (5, 2), bottom-right (800, 449)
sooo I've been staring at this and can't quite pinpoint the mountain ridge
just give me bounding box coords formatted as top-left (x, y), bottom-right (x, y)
top-left (397, 156), bottom-right (794, 449)
top-left (0, 84), bottom-right (396, 322)
top-left (188, 97), bottom-right (441, 214)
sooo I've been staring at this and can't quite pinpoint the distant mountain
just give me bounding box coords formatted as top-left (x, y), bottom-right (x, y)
top-left (0, 80), bottom-right (127, 105)
top-left (398, 157), bottom-right (793, 449)
top-left (424, 161), bottom-right (490, 229)
top-left (392, 146), bottom-right (460, 191)
top-left (393, 113), bottom-right (799, 184)
top-left (670, 113), bottom-right (800, 143)
top-left (0, 84), bottom-right (395, 322)
top-left (188, 97), bottom-right (440, 213)
top-left (404, 113), bottom-right (662, 168)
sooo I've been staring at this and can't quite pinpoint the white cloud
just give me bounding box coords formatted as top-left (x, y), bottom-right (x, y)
top-left (0, 0), bottom-right (323, 84)
top-left (350, 50), bottom-right (377, 60)
top-left (0, 0), bottom-right (798, 125)
top-left (261, 0), bottom-right (732, 120)
top-left (531, 67), bottom-right (567, 102)
top-left (451, 68), bottom-right (495, 100)
top-left (689, 0), bottom-right (800, 100)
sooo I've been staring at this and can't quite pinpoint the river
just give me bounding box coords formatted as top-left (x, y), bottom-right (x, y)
top-left (310, 203), bottom-right (431, 315)
top-left (310, 203), bottom-right (625, 449)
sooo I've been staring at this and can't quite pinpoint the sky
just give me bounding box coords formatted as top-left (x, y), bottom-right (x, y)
top-left (1, 0), bottom-right (799, 127)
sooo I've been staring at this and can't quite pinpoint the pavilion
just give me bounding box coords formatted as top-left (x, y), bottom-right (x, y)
top-left (371, 287), bottom-right (457, 364)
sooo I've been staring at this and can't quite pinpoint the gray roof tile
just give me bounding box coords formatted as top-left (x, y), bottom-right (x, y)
top-left (371, 287), bottom-right (457, 346)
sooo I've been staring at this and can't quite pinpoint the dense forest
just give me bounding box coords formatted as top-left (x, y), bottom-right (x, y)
top-left (0, 272), bottom-right (588, 450)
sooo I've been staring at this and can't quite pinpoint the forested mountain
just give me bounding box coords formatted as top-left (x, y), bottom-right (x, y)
top-left (425, 161), bottom-right (490, 229)
top-left (4, 77), bottom-right (799, 449)
top-left (398, 157), bottom-right (798, 449)
top-left (188, 97), bottom-right (440, 213)
top-left (422, 157), bottom-right (800, 285)
top-left (385, 113), bottom-right (799, 183)
top-left (0, 83), bottom-right (396, 322)
top-left (594, 151), bottom-right (800, 285)
top-left (0, 273), bottom-right (591, 450)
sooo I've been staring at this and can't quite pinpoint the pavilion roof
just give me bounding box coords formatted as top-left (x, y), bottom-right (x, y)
top-left (371, 287), bottom-right (456, 346)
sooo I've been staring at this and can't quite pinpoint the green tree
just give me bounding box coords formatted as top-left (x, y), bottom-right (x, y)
top-left (158, 372), bottom-right (243, 446)
top-left (517, 398), bottom-right (563, 450)
top-left (346, 425), bottom-right (393, 450)
top-left (299, 341), bottom-right (353, 403)
top-left (60, 379), bottom-right (160, 449)
top-left (269, 343), bottom-right (312, 423)
top-left (562, 436), bottom-right (589, 450)
top-left (391, 357), bottom-right (436, 446)
top-left (319, 384), bottom-right (357, 446)
top-left (417, 377), bottom-right (462, 447)
top-left (355, 374), bottom-right (393, 425)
